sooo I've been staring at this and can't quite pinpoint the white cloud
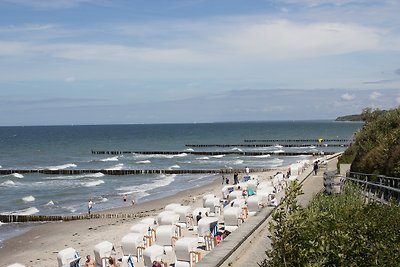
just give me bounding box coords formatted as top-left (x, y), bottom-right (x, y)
top-left (0, 41), bottom-right (28, 56)
top-left (369, 91), bottom-right (382, 100)
top-left (64, 76), bottom-right (76, 83)
top-left (3, 0), bottom-right (97, 9)
top-left (216, 20), bottom-right (382, 60)
top-left (341, 93), bottom-right (355, 101)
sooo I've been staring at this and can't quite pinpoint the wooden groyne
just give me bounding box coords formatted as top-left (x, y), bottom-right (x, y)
top-left (0, 213), bottom-right (146, 223)
top-left (185, 144), bottom-right (348, 148)
top-left (244, 138), bottom-right (350, 143)
top-left (91, 150), bottom-right (334, 156)
top-left (0, 168), bottom-right (274, 176)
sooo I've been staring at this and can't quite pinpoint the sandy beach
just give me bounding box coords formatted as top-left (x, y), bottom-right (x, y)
top-left (0, 167), bottom-right (287, 267)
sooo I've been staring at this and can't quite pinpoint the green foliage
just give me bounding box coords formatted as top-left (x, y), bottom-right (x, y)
top-left (260, 184), bottom-right (400, 267)
top-left (344, 107), bottom-right (400, 177)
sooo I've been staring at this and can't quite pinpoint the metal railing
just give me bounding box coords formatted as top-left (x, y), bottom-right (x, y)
top-left (342, 172), bottom-right (400, 205)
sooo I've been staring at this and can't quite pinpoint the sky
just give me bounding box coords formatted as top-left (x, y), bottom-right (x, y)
top-left (0, 0), bottom-right (399, 126)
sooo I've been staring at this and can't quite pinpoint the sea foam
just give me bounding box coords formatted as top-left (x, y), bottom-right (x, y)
top-left (136, 160), bottom-right (151, 164)
top-left (82, 180), bottom-right (105, 187)
top-left (100, 156), bottom-right (119, 162)
top-left (0, 180), bottom-right (16, 187)
top-left (47, 163), bottom-right (77, 170)
top-left (22, 195), bottom-right (35, 202)
top-left (12, 173), bottom-right (24, 178)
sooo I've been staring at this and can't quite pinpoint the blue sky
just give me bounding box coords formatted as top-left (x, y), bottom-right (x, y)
top-left (0, 0), bottom-right (399, 126)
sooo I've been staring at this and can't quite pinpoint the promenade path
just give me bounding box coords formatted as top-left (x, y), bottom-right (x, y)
top-left (231, 157), bottom-right (338, 267)
top-left (194, 155), bottom-right (338, 267)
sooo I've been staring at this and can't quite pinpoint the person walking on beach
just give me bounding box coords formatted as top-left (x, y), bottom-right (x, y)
top-left (233, 172), bottom-right (239, 185)
top-left (87, 199), bottom-right (93, 215)
top-left (196, 212), bottom-right (202, 223)
top-left (313, 161), bottom-right (319, 175)
top-left (245, 166), bottom-right (250, 176)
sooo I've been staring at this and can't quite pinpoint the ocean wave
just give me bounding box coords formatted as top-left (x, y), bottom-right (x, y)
top-left (132, 153), bottom-right (188, 160)
top-left (22, 195), bottom-right (35, 202)
top-left (5, 207), bottom-right (39, 216)
top-left (273, 149), bottom-right (285, 153)
top-left (136, 160), bottom-right (151, 164)
top-left (106, 163), bottom-right (124, 170)
top-left (252, 154), bottom-right (271, 158)
top-left (46, 163), bottom-right (77, 170)
top-left (168, 165), bottom-right (181, 169)
top-left (117, 174), bottom-right (176, 196)
top-left (12, 173), bottom-right (24, 178)
top-left (185, 148), bottom-right (194, 152)
top-left (0, 180), bottom-right (16, 187)
top-left (100, 156), bottom-right (119, 162)
top-left (211, 155), bottom-right (225, 158)
top-left (233, 159), bottom-right (244, 165)
top-left (44, 172), bottom-right (105, 180)
top-left (99, 197), bottom-right (108, 202)
top-left (196, 156), bottom-right (209, 160)
top-left (81, 179), bottom-right (105, 187)
top-left (45, 200), bottom-right (55, 206)
top-left (231, 147), bottom-right (243, 152)
top-left (274, 144), bottom-right (283, 148)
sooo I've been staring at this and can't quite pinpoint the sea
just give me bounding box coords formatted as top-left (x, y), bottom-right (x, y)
top-left (0, 121), bottom-right (362, 243)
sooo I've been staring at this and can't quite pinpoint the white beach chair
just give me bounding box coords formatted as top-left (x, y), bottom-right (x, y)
top-left (57, 247), bottom-right (81, 267)
top-left (157, 210), bottom-right (179, 225)
top-left (93, 241), bottom-right (115, 267)
top-left (227, 190), bottom-right (242, 201)
top-left (247, 195), bottom-right (263, 215)
top-left (202, 194), bottom-right (215, 206)
top-left (223, 207), bottom-right (243, 232)
top-left (155, 225), bottom-right (177, 253)
top-left (246, 179), bottom-right (258, 192)
top-left (121, 232), bottom-right (146, 262)
top-left (221, 185), bottom-right (235, 199)
top-left (173, 205), bottom-right (192, 224)
top-left (165, 203), bottom-right (182, 211)
top-left (192, 207), bottom-right (210, 227)
top-left (7, 263), bottom-right (26, 267)
top-left (143, 245), bottom-right (164, 267)
top-left (204, 196), bottom-right (221, 216)
top-left (197, 217), bottom-right (219, 251)
top-left (174, 237), bottom-right (200, 267)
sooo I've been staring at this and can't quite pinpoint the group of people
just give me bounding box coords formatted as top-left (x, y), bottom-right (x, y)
top-left (85, 255), bottom-right (116, 267)
top-left (87, 194), bottom-right (136, 215)
top-left (222, 166), bottom-right (250, 185)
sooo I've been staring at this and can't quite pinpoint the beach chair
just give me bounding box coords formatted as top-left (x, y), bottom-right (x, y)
top-left (57, 247), bottom-right (81, 267)
top-left (203, 196), bottom-right (221, 216)
top-left (121, 233), bottom-right (146, 262)
top-left (157, 210), bottom-right (179, 225)
top-left (247, 195), bottom-right (262, 215)
top-left (221, 185), bottom-right (235, 199)
top-left (173, 205), bottom-right (192, 224)
top-left (202, 194), bottom-right (215, 206)
top-left (165, 203), bottom-right (182, 211)
top-left (140, 217), bottom-right (157, 243)
top-left (143, 245), bottom-right (164, 267)
top-left (227, 190), bottom-right (242, 201)
top-left (155, 224), bottom-right (177, 252)
top-left (174, 237), bottom-right (200, 267)
top-left (93, 241), bottom-right (115, 267)
top-left (223, 207), bottom-right (243, 232)
top-left (191, 207), bottom-right (210, 227)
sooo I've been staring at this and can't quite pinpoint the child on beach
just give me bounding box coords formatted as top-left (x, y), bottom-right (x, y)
top-left (85, 255), bottom-right (95, 267)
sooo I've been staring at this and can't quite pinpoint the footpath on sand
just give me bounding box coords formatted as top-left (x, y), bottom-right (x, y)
top-left (198, 155), bottom-right (339, 267)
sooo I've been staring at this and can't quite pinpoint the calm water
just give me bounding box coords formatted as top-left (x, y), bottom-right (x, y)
top-left (0, 121), bottom-right (362, 242)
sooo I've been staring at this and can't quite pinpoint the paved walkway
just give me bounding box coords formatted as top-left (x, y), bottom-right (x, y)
top-left (231, 157), bottom-right (338, 267)
top-left (196, 156), bottom-right (340, 267)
